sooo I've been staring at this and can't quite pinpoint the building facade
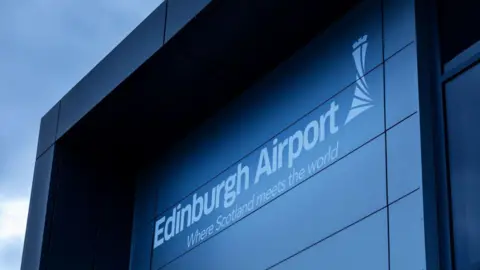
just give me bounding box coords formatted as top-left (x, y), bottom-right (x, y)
top-left (21, 0), bottom-right (480, 269)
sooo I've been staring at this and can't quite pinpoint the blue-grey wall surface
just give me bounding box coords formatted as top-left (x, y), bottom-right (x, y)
top-left (129, 0), bottom-right (427, 269)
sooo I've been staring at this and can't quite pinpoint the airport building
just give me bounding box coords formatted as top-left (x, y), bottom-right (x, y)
top-left (21, 0), bottom-right (480, 269)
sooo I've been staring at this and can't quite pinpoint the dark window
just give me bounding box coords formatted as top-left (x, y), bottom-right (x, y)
top-left (445, 63), bottom-right (480, 270)
top-left (438, 0), bottom-right (480, 64)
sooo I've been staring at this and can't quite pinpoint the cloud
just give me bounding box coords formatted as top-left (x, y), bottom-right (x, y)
top-left (0, 0), bottom-right (164, 197)
top-left (0, 198), bottom-right (29, 270)
top-left (0, 199), bottom-right (29, 240)
top-left (0, 0), bottom-right (164, 269)
top-left (0, 240), bottom-right (24, 270)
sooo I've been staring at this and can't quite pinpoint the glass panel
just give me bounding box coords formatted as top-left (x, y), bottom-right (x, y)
top-left (445, 63), bottom-right (480, 270)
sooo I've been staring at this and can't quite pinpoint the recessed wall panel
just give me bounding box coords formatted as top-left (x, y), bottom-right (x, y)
top-left (385, 44), bottom-right (419, 128)
top-left (151, 65), bottom-right (385, 267)
top-left (271, 210), bottom-right (388, 270)
top-left (158, 137), bottom-right (386, 270)
top-left (155, 0), bottom-right (384, 218)
top-left (128, 0), bottom-right (429, 269)
top-left (386, 113), bottom-right (422, 203)
top-left (383, 0), bottom-right (416, 58)
top-left (389, 191), bottom-right (426, 270)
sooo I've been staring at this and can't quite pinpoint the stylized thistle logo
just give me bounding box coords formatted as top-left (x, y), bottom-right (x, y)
top-left (345, 35), bottom-right (373, 124)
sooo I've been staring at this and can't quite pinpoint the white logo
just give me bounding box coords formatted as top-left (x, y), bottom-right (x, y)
top-left (345, 35), bottom-right (373, 124)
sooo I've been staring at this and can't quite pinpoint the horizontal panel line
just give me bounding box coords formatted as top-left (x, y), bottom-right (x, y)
top-left (36, 144), bottom-right (56, 161)
top-left (265, 187), bottom-right (420, 270)
top-left (387, 111), bottom-right (418, 131)
top-left (386, 41), bottom-right (415, 61)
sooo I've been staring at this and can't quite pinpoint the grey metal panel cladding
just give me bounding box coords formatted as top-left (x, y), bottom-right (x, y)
top-left (154, 0), bottom-right (384, 217)
top-left (271, 210), bottom-right (388, 270)
top-left (389, 191), bottom-right (426, 270)
top-left (56, 3), bottom-right (167, 138)
top-left (387, 113), bottom-right (422, 203)
top-left (36, 103), bottom-right (60, 159)
top-left (385, 44), bottom-right (419, 128)
top-left (383, 0), bottom-right (416, 58)
top-left (21, 146), bottom-right (55, 270)
top-left (158, 136), bottom-right (386, 270)
top-left (165, 0), bottom-right (212, 41)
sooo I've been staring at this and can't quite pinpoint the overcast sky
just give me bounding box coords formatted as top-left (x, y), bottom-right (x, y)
top-left (0, 0), bottom-right (163, 268)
